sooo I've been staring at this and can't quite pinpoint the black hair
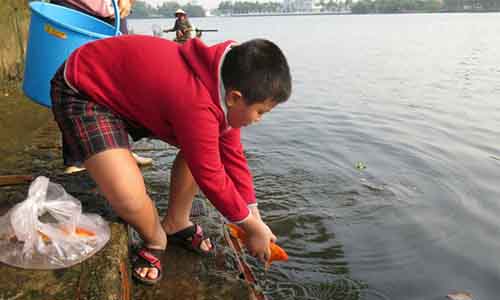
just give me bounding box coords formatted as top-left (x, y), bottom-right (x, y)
top-left (221, 39), bottom-right (292, 105)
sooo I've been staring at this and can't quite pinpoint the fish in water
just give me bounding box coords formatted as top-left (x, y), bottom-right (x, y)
top-left (38, 226), bottom-right (96, 242)
top-left (226, 223), bottom-right (288, 266)
top-left (74, 227), bottom-right (96, 237)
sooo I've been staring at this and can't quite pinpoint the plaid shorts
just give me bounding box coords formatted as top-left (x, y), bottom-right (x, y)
top-left (50, 64), bottom-right (151, 166)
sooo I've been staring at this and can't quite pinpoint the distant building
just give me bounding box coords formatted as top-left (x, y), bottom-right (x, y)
top-left (283, 0), bottom-right (324, 12)
top-left (282, 0), bottom-right (292, 11)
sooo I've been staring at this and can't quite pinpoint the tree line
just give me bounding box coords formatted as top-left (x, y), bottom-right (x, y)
top-left (215, 0), bottom-right (500, 14)
top-left (129, 1), bottom-right (205, 18)
top-left (129, 0), bottom-right (500, 17)
top-left (216, 1), bottom-right (283, 14)
top-left (351, 0), bottom-right (500, 13)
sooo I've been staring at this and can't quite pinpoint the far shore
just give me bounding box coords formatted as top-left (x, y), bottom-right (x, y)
top-left (128, 9), bottom-right (500, 19)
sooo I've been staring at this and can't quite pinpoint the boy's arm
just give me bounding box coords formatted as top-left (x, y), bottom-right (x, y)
top-left (219, 129), bottom-right (279, 261)
top-left (175, 111), bottom-right (275, 261)
top-left (174, 109), bottom-right (251, 223)
top-left (219, 128), bottom-right (257, 207)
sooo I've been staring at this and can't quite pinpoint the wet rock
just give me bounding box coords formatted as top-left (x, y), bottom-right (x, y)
top-left (131, 212), bottom-right (254, 300)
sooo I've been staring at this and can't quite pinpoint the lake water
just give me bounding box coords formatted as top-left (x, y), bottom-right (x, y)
top-left (129, 14), bottom-right (500, 300)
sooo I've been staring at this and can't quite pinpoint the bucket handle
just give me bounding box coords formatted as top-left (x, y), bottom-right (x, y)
top-left (111, 0), bottom-right (120, 36)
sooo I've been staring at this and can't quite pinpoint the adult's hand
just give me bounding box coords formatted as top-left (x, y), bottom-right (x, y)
top-left (117, 0), bottom-right (133, 18)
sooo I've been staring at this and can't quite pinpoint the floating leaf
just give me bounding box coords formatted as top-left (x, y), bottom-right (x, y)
top-left (355, 161), bottom-right (366, 170)
top-left (447, 291), bottom-right (473, 300)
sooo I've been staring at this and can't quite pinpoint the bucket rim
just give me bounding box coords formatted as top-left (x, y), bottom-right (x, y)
top-left (29, 1), bottom-right (119, 39)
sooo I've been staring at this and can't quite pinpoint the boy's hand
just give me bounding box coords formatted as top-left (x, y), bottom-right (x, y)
top-left (249, 205), bottom-right (277, 241)
top-left (240, 214), bottom-right (276, 263)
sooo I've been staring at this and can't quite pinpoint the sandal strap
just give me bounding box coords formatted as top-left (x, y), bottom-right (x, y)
top-left (191, 224), bottom-right (204, 249)
top-left (168, 224), bottom-right (212, 251)
top-left (137, 248), bottom-right (162, 270)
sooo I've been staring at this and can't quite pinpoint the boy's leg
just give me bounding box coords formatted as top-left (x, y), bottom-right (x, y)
top-left (84, 148), bottom-right (166, 279)
top-left (161, 152), bottom-right (211, 251)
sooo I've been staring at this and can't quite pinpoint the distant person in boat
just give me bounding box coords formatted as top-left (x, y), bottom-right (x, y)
top-left (50, 36), bottom-right (292, 284)
top-left (50, 0), bottom-right (133, 33)
top-left (164, 9), bottom-right (193, 43)
top-left (51, 0), bottom-right (153, 173)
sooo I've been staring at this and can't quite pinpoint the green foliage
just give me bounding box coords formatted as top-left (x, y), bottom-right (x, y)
top-left (324, 0), bottom-right (339, 11)
top-left (157, 1), bottom-right (181, 17)
top-left (212, 0), bottom-right (500, 14)
top-left (215, 1), bottom-right (284, 14)
top-left (130, 1), bottom-right (205, 18)
top-left (351, 0), bottom-right (500, 12)
top-left (352, 0), bottom-right (444, 13)
top-left (443, 0), bottom-right (500, 10)
top-left (421, 0), bottom-right (442, 10)
top-left (130, 1), bottom-right (156, 17)
top-left (183, 3), bottom-right (206, 17)
top-left (351, 0), bottom-right (374, 13)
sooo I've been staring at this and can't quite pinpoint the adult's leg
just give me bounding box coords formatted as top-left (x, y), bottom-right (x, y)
top-left (84, 148), bottom-right (165, 279)
top-left (161, 151), bottom-right (211, 251)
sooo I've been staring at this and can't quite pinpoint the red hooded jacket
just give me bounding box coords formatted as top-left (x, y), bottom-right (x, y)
top-left (64, 35), bottom-right (256, 222)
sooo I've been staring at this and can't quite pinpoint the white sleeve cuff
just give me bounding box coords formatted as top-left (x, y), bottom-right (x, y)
top-left (228, 210), bottom-right (251, 224)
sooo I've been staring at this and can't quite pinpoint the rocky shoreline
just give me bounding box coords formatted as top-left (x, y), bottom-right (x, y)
top-left (0, 87), bottom-right (257, 299)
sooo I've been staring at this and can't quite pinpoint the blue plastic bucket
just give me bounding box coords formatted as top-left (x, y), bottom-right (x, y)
top-left (22, 1), bottom-right (120, 107)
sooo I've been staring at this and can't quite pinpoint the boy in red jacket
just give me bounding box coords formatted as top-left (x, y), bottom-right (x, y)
top-left (50, 35), bottom-right (292, 284)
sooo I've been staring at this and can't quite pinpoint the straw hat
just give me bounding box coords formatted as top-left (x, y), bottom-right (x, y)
top-left (175, 9), bottom-right (186, 16)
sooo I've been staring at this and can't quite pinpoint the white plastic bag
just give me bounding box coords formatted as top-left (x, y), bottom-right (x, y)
top-left (0, 176), bottom-right (110, 269)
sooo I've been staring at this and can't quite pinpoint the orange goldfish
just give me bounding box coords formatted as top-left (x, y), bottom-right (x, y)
top-left (37, 226), bottom-right (96, 242)
top-left (37, 230), bottom-right (51, 243)
top-left (226, 223), bottom-right (288, 264)
top-left (74, 227), bottom-right (96, 237)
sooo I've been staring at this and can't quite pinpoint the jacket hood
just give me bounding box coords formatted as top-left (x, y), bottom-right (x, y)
top-left (179, 39), bottom-right (235, 106)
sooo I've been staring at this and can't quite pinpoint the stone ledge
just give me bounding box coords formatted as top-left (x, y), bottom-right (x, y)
top-left (0, 223), bottom-right (130, 300)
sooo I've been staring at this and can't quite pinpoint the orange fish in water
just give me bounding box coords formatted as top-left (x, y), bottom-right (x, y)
top-left (74, 227), bottom-right (96, 237)
top-left (38, 226), bottom-right (96, 242)
top-left (37, 230), bottom-right (51, 243)
top-left (226, 223), bottom-right (288, 264)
